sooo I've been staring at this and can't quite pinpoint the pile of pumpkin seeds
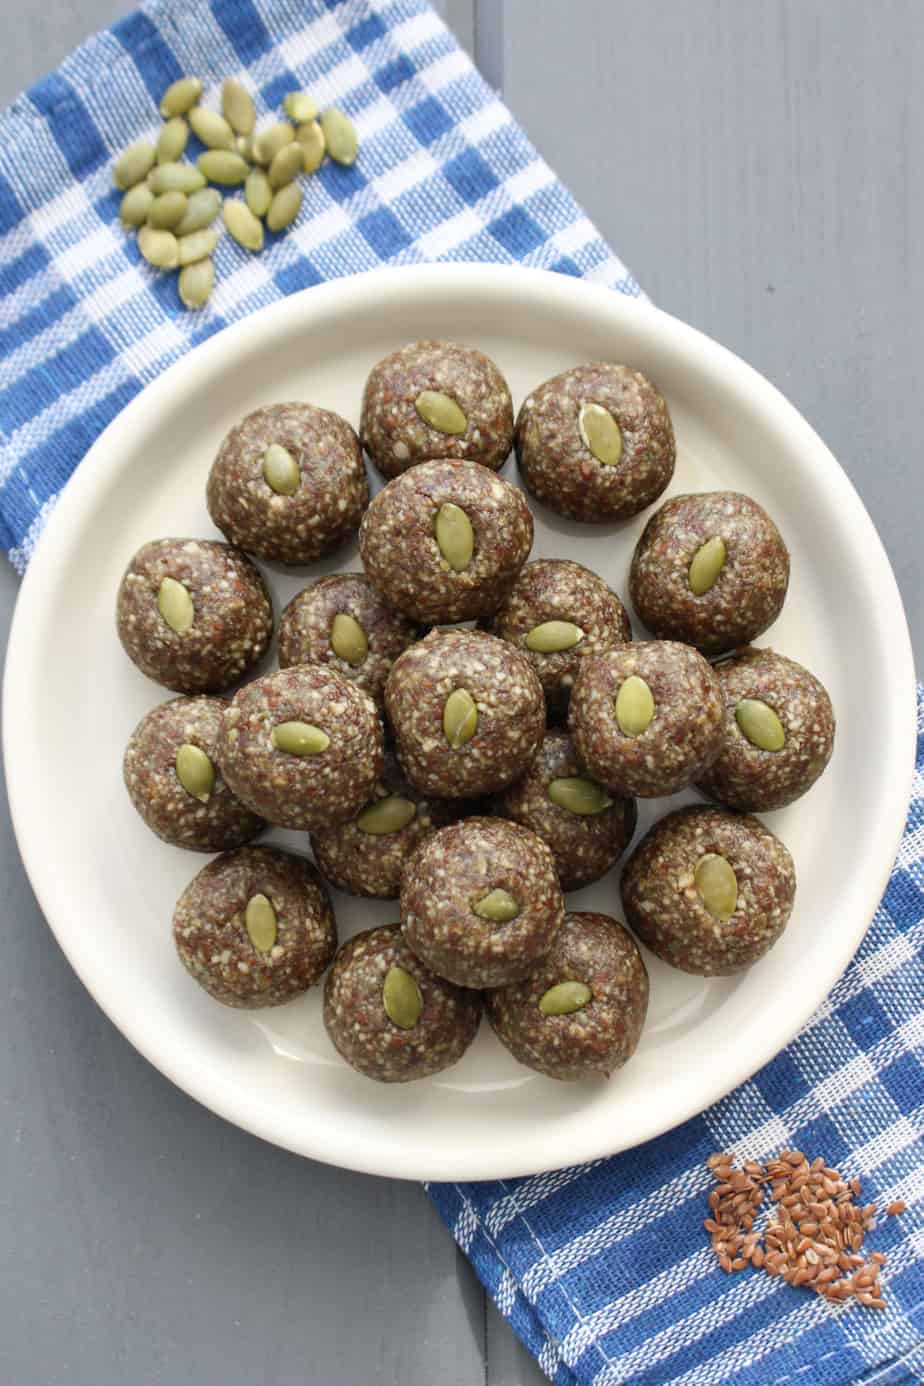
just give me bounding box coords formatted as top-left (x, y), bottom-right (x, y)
top-left (113, 76), bottom-right (359, 310)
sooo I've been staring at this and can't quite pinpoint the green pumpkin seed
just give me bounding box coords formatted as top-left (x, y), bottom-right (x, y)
top-left (735, 698), bottom-right (786, 752)
top-left (694, 854), bottom-right (738, 921)
top-left (245, 169), bottom-right (272, 218)
top-left (175, 743), bottom-right (215, 803)
top-left (546, 777), bottom-right (613, 815)
top-left (320, 108), bottom-right (358, 166)
top-left (472, 888), bottom-right (520, 923)
top-left (262, 443), bottom-right (300, 494)
top-left (244, 893), bottom-right (277, 952)
top-left (221, 78), bottom-right (255, 136)
top-left (356, 795), bottom-right (417, 836)
top-left (330, 613), bottom-right (368, 666)
top-left (415, 389), bottom-right (467, 435)
top-left (147, 190), bottom-right (188, 230)
top-left (157, 576), bottom-right (193, 632)
top-left (443, 688), bottom-right (478, 748)
top-left (119, 183), bottom-right (154, 227)
top-left (382, 965), bottom-right (423, 1030)
top-left (284, 91), bottom-right (320, 124)
top-left (197, 150), bottom-right (249, 185)
top-left (525, 620), bottom-right (584, 654)
top-left (434, 502), bottom-right (474, 572)
top-left (137, 225), bottom-right (179, 269)
top-left (188, 106), bottom-right (235, 150)
top-left (178, 258), bottom-right (215, 309)
top-left (266, 182), bottom-right (302, 232)
top-left (177, 228), bottom-right (219, 265)
top-left (174, 187), bottom-right (221, 235)
top-left (160, 77), bottom-right (203, 119)
top-left (113, 140), bottom-right (156, 190)
top-left (149, 161), bottom-right (206, 195)
top-left (615, 675), bottom-right (655, 737)
top-left (236, 133), bottom-right (256, 161)
top-left (157, 117), bottom-right (189, 164)
top-left (539, 981), bottom-right (592, 1016)
top-left (271, 721), bottom-right (330, 756)
top-left (253, 121), bottom-right (295, 166)
top-left (268, 141), bottom-right (304, 190)
top-left (296, 120), bottom-right (326, 173)
top-left (578, 401), bottom-right (623, 466)
top-left (688, 536), bottom-right (727, 596)
top-left (223, 198), bottom-right (264, 252)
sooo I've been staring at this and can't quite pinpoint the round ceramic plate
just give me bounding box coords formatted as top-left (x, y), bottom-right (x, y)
top-left (4, 264), bottom-right (915, 1181)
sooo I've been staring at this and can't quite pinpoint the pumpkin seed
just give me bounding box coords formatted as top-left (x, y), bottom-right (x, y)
top-left (223, 198), bottom-right (264, 251)
top-left (160, 76), bottom-right (203, 119)
top-left (578, 401), bottom-right (623, 466)
top-left (330, 613), bottom-right (368, 666)
top-left (615, 675), bottom-right (655, 737)
top-left (525, 620), bottom-right (584, 654)
top-left (694, 854), bottom-right (738, 921)
top-left (177, 228), bottom-right (218, 265)
top-left (547, 777), bottom-right (613, 815)
top-left (253, 121), bottom-right (295, 166)
top-left (262, 443), bottom-right (300, 494)
top-left (271, 721), bottom-right (330, 756)
top-left (113, 140), bottom-right (156, 190)
top-left (472, 888), bottom-right (520, 923)
top-left (266, 182), bottom-right (302, 232)
top-left (539, 981), bottom-right (592, 1016)
top-left (356, 795), bottom-right (417, 836)
top-left (147, 190), bottom-right (188, 230)
top-left (175, 743), bottom-right (215, 803)
top-left (178, 258), bottom-right (215, 309)
top-left (735, 698), bottom-right (786, 752)
top-left (320, 108), bottom-right (358, 165)
top-left (434, 502), bottom-right (474, 572)
top-left (245, 169), bottom-right (272, 219)
top-left (149, 161), bottom-right (206, 195)
top-left (688, 536), bottom-right (727, 595)
top-left (137, 225), bottom-right (179, 269)
top-left (157, 576), bottom-right (193, 632)
top-left (296, 120), bottom-right (325, 173)
top-left (156, 117), bottom-right (189, 164)
top-left (197, 150), bottom-right (249, 185)
top-left (236, 133), bottom-right (256, 161)
top-left (415, 389), bottom-right (466, 435)
top-left (119, 183), bottom-right (154, 227)
top-left (268, 141), bottom-right (304, 190)
top-left (188, 106), bottom-right (235, 150)
top-left (443, 688), bottom-right (478, 748)
top-left (174, 187), bottom-right (221, 235)
top-left (244, 893), bottom-right (277, 952)
top-left (382, 965), bottom-right (423, 1030)
top-left (284, 91), bottom-right (319, 124)
top-left (221, 78), bottom-right (255, 135)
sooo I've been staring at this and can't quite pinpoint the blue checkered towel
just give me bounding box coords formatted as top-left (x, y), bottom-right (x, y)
top-left (1, 2), bottom-right (920, 1382)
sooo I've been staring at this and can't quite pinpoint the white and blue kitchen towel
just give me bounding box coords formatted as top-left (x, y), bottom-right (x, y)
top-left (0, 2), bottom-right (921, 1382)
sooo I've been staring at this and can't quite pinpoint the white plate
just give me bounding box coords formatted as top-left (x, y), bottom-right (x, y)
top-left (4, 265), bottom-right (915, 1181)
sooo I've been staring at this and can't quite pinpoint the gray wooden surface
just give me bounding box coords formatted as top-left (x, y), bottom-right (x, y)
top-left (1, 3), bottom-right (920, 1384)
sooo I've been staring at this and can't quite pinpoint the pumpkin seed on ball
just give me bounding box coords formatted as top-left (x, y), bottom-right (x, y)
top-left (330, 613), bottom-right (368, 666)
top-left (434, 502), bottom-right (474, 572)
top-left (578, 401), bottom-right (623, 466)
top-left (272, 721), bottom-right (330, 756)
top-left (382, 965), bottom-right (423, 1030)
top-left (525, 620), bottom-right (584, 653)
top-left (262, 443), bottom-right (300, 494)
top-left (688, 536), bottom-right (727, 595)
top-left (547, 777), bottom-right (613, 815)
top-left (356, 795), bottom-right (417, 836)
top-left (694, 854), bottom-right (738, 921)
top-left (615, 675), bottom-right (655, 737)
top-left (538, 981), bottom-right (592, 1016)
top-left (157, 576), bottom-right (194, 632)
top-left (735, 698), bottom-right (786, 752)
top-left (415, 390), bottom-right (466, 435)
top-left (443, 688), bottom-right (478, 748)
top-left (175, 744), bottom-right (215, 803)
top-left (244, 894), bottom-right (277, 952)
top-left (472, 889), bottom-right (520, 923)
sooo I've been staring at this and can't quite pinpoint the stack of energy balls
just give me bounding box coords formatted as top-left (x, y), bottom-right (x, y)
top-left (117, 340), bottom-right (835, 1084)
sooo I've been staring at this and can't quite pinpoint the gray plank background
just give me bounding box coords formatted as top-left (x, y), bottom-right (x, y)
top-left (1, 3), bottom-right (919, 1384)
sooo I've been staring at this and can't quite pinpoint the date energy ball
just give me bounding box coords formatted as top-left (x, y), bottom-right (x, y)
top-left (310, 753), bottom-right (462, 899)
top-left (492, 730), bottom-right (636, 891)
top-left (401, 817), bottom-right (565, 989)
top-left (217, 665), bottom-right (384, 831)
top-left (696, 647), bottom-right (836, 811)
top-left (359, 458), bottom-right (533, 624)
top-left (629, 492), bottom-right (790, 655)
top-left (487, 912), bottom-right (649, 1081)
top-left (173, 846), bottom-right (336, 1008)
top-left (620, 805), bottom-right (796, 975)
top-left (206, 402), bottom-right (369, 565)
top-left (484, 558), bottom-right (632, 717)
top-left (385, 629), bottom-right (545, 799)
top-left (124, 695), bottom-right (265, 851)
top-left (323, 924), bottom-right (481, 1083)
top-left (116, 538), bottom-right (273, 693)
top-left (360, 339), bottom-right (514, 479)
top-left (569, 642), bottom-right (724, 798)
top-left (514, 363), bottom-right (675, 522)
top-left (278, 573), bottom-right (421, 710)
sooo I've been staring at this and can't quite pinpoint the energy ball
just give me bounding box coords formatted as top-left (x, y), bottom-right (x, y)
top-left (359, 458), bottom-right (533, 624)
top-left (310, 753), bottom-right (462, 899)
top-left (484, 558), bottom-right (632, 718)
top-left (278, 572), bottom-right (421, 710)
top-left (629, 492), bottom-right (790, 655)
top-left (323, 923), bottom-right (481, 1083)
top-left (492, 730), bottom-right (636, 891)
top-left (360, 339), bottom-right (514, 480)
top-left (569, 642), bottom-right (724, 798)
top-left (217, 665), bottom-right (384, 831)
top-left (696, 647), bottom-right (836, 812)
top-left (206, 402), bottom-right (369, 565)
top-left (486, 911), bottom-right (649, 1081)
top-left (123, 695), bottom-right (265, 852)
top-left (173, 845), bottom-right (336, 1008)
top-left (385, 628), bottom-right (545, 799)
top-left (401, 817), bottom-right (565, 989)
top-left (514, 363), bottom-right (675, 522)
top-left (620, 805), bottom-right (796, 976)
top-left (116, 537), bottom-right (273, 693)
